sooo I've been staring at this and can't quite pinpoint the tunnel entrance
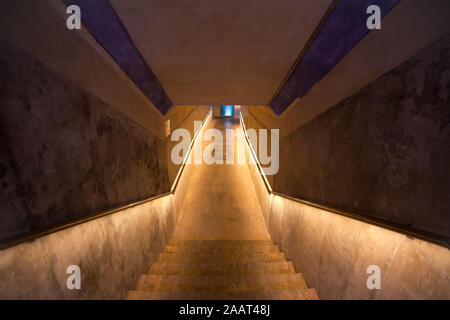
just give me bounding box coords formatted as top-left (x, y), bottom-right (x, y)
top-left (220, 105), bottom-right (235, 117)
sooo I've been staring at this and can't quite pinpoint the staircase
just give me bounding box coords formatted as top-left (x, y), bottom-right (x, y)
top-left (127, 239), bottom-right (319, 300)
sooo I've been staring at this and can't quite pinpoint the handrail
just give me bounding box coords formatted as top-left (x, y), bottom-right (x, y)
top-left (0, 192), bottom-right (170, 250)
top-left (4, 108), bottom-right (447, 250)
top-left (240, 114), bottom-right (272, 194)
top-left (239, 112), bottom-right (449, 249)
top-left (170, 107), bottom-right (212, 193)
top-left (0, 107), bottom-right (213, 250)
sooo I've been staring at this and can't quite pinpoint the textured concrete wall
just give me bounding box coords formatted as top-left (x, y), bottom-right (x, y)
top-left (242, 123), bottom-right (272, 227)
top-left (166, 106), bottom-right (211, 184)
top-left (0, 107), bottom-right (211, 300)
top-left (268, 195), bottom-right (450, 299)
top-left (247, 1), bottom-right (450, 140)
top-left (0, 39), bottom-right (169, 240)
top-left (241, 118), bottom-right (450, 299)
top-left (273, 34), bottom-right (450, 238)
top-left (240, 107), bottom-right (275, 186)
top-left (270, 0), bottom-right (400, 114)
top-left (62, 0), bottom-right (173, 114)
top-left (0, 195), bottom-right (174, 299)
top-left (166, 106), bottom-right (201, 134)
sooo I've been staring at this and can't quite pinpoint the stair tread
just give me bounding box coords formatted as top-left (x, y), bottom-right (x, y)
top-left (168, 240), bottom-right (274, 246)
top-left (147, 261), bottom-right (295, 275)
top-left (157, 252), bottom-right (286, 263)
top-left (164, 244), bottom-right (280, 253)
top-left (136, 273), bottom-right (308, 292)
top-left (127, 289), bottom-right (319, 300)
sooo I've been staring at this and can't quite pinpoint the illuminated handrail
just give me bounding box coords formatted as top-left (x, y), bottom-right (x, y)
top-left (239, 113), bottom-right (449, 249)
top-left (0, 192), bottom-right (170, 250)
top-left (239, 113), bottom-right (272, 194)
top-left (0, 107), bottom-right (213, 250)
top-left (170, 107), bottom-right (212, 193)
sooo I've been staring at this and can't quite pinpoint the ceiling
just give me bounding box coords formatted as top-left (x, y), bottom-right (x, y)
top-left (110, 0), bottom-right (334, 106)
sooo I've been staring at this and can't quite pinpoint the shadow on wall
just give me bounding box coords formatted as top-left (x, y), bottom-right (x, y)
top-left (0, 39), bottom-right (169, 241)
top-left (165, 106), bottom-right (211, 184)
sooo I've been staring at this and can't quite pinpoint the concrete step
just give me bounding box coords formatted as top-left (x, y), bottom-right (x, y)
top-left (164, 244), bottom-right (280, 254)
top-left (157, 252), bottom-right (286, 263)
top-left (127, 289), bottom-right (319, 300)
top-left (135, 273), bottom-right (308, 292)
top-left (168, 239), bottom-right (274, 246)
top-left (147, 261), bottom-right (296, 276)
top-left (128, 239), bottom-right (319, 299)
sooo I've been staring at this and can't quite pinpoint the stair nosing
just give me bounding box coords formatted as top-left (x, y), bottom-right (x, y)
top-left (136, 273), bottom-right (308, 292)
top-left (127, 288), bottom-right (319, 300)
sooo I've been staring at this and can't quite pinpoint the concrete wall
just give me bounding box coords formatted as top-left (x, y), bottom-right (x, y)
top-left (0, 195), bottom-right (173, 299)
top-left (273, 34), bottom-right (450, 238)
top-left (0, 0), bottom-right (166, 139)
top-left (0, 1), bottom-right (212, 298)
top-left (0, 0), bottom-right (222, 241)
top-left (0, 39), bottom-right (169, 240)
top-left (241, 27), bottom-right (450, 294)
top-left (240, 107), bottom-right (275, 186)
top-left (269, 195), bottom-right (450, 299)
top-left (281, 0), bottom-right (450, 134)
top-left (170, 110), bottom-right (213, 220)
top-left (109, 0), bottom-right (333, 105)
top-left (165, 106), bottom-right (211, 184)
top-left (248, 0), bottom-right (450, 139)
top-left (243, 0), bottom-right (450, 238)
top-left (241, 116), bottom-right (450, 299)
top-left (0, 108), bottom-right (212, 300)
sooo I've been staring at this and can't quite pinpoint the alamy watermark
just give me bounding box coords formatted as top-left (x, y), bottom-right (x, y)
top-left (66, 265), bottom-right (81, 290)
top-left (66, 4), bottom-right (382, 31)
top-left (66, 5), bottom-right (81, 30)
top-left (170, 121), bottom-right (280, 175)
top-left (366, 265), bottom-right (381, 290)
top-left (367, 5), bottom-right (381, 30)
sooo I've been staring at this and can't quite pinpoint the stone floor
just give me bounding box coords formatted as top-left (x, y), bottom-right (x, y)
top-left (172, 117), bottom-right (270, 241)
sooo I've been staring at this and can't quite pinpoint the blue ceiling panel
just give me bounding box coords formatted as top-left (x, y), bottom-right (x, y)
top-left (270, 0), bottom-right (399, 115)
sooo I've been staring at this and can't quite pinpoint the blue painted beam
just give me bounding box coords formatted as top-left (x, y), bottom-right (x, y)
top-left (270, 0), bottom-right (399, 115)
top-left (63, 0), bottom-right (173, 114)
